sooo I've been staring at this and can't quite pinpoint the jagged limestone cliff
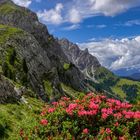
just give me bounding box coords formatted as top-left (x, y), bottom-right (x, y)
top-left (58, 38), bottom-right (140, 102)
top-left (0, 0), bottom-right (85, 102)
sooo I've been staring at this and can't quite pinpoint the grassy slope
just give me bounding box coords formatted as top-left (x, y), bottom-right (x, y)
top-left (94, 67), bottom-right (140, 102)
top-left (61, 83), bottom-right (85, 98)
top-left (0, 1), bottom-right (28, 15)
top-left (0, 83), bottom-right (84, 140)
top-left (0, 24), bottom-right (23, 44)
top-left (0, 96), bottom-right (44, 140)
top-left (0, 23), bottom-right (42, 139)
top-left (111, 78), bottom-right (140, 100)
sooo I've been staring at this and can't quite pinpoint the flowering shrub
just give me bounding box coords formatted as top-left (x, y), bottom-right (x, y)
top-left (20, 93), bottom-right (140, 139)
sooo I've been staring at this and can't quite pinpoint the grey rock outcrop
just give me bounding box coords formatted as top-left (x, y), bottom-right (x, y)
top-left (58, 38), bottom-right (101, 71)
top-left (0, 75), bottom-right (21, 103)
top-left (0, 0), bottom-right (85, 102)
top-left (58, 38), bottom-right (101, 81)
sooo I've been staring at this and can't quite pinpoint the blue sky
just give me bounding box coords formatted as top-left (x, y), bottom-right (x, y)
top-left (29, 0), bottom-right (140, 43)
top-left (12, 0), bottom-right (140, 75)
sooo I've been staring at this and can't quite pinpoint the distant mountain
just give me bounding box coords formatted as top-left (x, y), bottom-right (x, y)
top-left (58, 38), bottom-right (101, 71)
top-left (59, 38), bottom-right (140, 102)
top-left (114, 68), bottom-right (140, 81)
top-left (58, 38), bottom-right (101, 82)
top-left (114, 68), bottom-right (140, 77)
top-left (127, 73), bottom-right (140, 81)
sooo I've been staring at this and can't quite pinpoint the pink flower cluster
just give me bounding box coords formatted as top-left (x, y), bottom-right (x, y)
top-left (66, 103), bottom-right (78, 115)
top-left (66, 94), bottom-right (140, 120)
top-left (78, 110), bottom-right (97, 116)
top-left (22, 93), bottom-right (140, 139)
top-left (40, 94), bottom-right (140, 122)
top-left (48, 108), bottom-right (55, 113)
top-left (82, 128), bottom-right (89, 134)
top-left (122, 110), bottom-right (140, 119)
top-left (40, 119), bottom-right (48, 126)
top-left (101, 108), bottom-right (113, 119)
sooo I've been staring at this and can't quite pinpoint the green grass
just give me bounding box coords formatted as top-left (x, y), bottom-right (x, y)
top-left (95, 67), bottom-right (119, 84)
top-left (111, 78), bottom-right (140, 100)
top-left (63, 63), bottom-right (70, 70)
top-left (1, 46), bottom-right (28, 86)
top-left (0, 96), bottom-right (44, 140)
top-left (0, 2), bottom-right (17, 14)
top-left (0, 24), bottom-right (29, 86)
top-left (111, 83), bottom-right (126, 99)
top-left (43, 80), bottom-right (53, 99)
top-left (94, 66), bottom-right (140, 102)
top-left (61, 83), bottom-right (85, 99)
top-left (0, 24), bottom-right (23, 44)
top-left (0, 2), bottom-right (29, 16)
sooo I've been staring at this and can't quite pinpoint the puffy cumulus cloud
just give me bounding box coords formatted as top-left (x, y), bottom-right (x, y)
top-left (37, 3), bottom-right (63, 25)
top-left (37, 0), bottom-right (140, 25)
top-left (79, 36), bottom-right (140, 71)
top-left (12, 0), bottom-right (32, 7)
top-left (68, 8), bottom-right (81, 23)
top-left (90, 0), bottom-right (139, 16)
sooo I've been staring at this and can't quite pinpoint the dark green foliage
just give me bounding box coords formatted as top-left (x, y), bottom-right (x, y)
top-left (22, 59), bottom-right (28, 73)
top-left (3, 62), bottom-right (15, 80)
top-left (1, 47), bottom-right (29, 86)
top-left (9, 49), bottom-right (16, 65)
top-left (95, 67), bottom-right (119, 86)
top-left (122, 84), bottom-right (138, 101)
top-left (86, 67), bottom-right (140, 102)
top-left (0, 123), bottom-right (10, 139)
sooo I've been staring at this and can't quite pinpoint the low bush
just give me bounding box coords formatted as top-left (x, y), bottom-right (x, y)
top-left (20, 93), bottom-right (140, 140)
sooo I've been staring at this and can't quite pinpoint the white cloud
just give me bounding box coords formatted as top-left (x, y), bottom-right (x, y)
top-left (96, 24), bottom-right (107, 28)
top-left (37, 3), bottom-right (63, 25)
top-left (79, 36), bottom-right (140, 71)
top-left (124, 19), bottom-right (140, 26)
top-left (87, 24), bottom-right (107, 28)
top-left (62, 24), bottom-right (80, 31)
top-left (12, 0), bottom-right (32, 7)
top-left (37, 0), bottom-right (140, 25)
top-left (68, 8), bottom-right (81, 23)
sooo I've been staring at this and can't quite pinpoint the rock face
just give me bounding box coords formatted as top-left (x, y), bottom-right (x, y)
top-left (0, 0), bottom-right (85, 102)
top-left (0, 75), bottom-right (21, 103)
top-left (58, 38), bottom-right (101, 81)
top-left (58, 39), bottom-right (101, 71)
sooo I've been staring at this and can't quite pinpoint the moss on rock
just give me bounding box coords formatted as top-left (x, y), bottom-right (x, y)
top-left (1, 47), bottom-right (28, 86)
top-left (43, 80), bottom-right (53, 100)
top-left (63, 63), bottom-right (70, 70)
top-left (0, 2), bottom-right (29, 16)
top-left (0, 24), bottom-right (23, 44)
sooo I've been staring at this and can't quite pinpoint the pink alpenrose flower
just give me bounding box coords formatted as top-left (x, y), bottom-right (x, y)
top-left (40, 119), bottom-right (48, 126)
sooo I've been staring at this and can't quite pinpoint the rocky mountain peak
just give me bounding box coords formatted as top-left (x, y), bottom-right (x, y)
top-left (84, 48), bottom-right (89, 54)
top-left (0, 1), bottom-right (85, 102)
top-left (58, 38), bottom-right (101, 71)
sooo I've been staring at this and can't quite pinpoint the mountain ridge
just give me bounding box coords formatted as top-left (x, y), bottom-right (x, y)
top-left (58, 38), bottom-right (140, 102)
top-left (0, 0), bottom-right (140, 103)
top-left (126, 73), bottom-right (140, 81)
top-left (0, 0), bottom-right (85, 102)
